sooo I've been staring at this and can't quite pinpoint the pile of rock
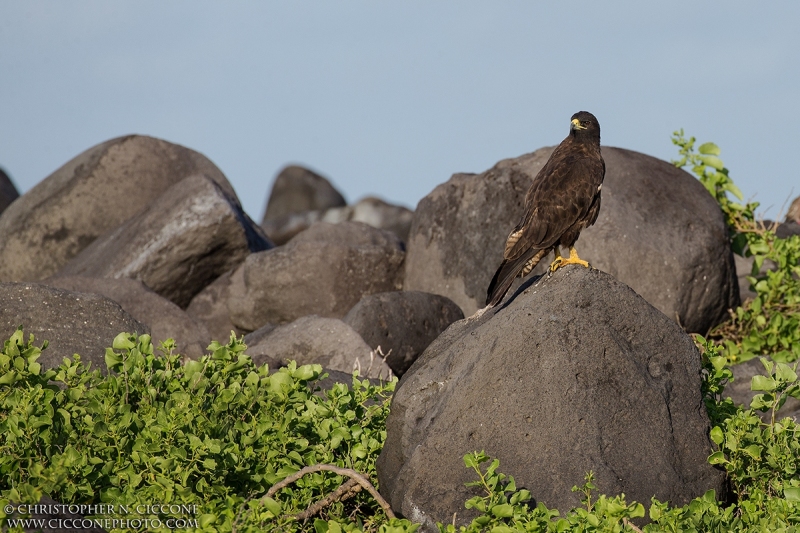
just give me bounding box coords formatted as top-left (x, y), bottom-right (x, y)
top-left (0, 136), bottom-right (458, 379)
top-left (1, 135), bottom-right (748, 526)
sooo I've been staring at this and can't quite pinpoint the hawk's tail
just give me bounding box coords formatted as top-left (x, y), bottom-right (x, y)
top-left (486, 248), bottom-right (547, 307)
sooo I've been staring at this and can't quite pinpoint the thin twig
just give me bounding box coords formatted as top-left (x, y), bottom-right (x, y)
top-left (264, 464), bottom-right (395, 519)
top-left (294, 478), bottom-right (361, 520)
top-left (623, 517), bottom-right (643, 533)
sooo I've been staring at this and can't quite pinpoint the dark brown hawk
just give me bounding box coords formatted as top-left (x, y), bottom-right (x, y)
top-left (486, 111), bottom-right (605, 307)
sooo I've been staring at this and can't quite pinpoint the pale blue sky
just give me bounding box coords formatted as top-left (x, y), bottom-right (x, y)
top-left (1, 2), bottom-right (798, 221)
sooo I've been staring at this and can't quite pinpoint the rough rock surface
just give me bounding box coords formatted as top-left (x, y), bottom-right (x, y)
top-left (43, 276), bottom-right (210, 359)
top-left (0, 135), bottom-right (236, 282)
top-left (343, 291), bottom-right (464, 376)
top-left (733, 254), bottom-right (775, 303)
top-left (228, 222), bottom-right (405, 331)
top-left (264, 196), bottom-right (414, 246)
top-left (55, 174), bottom-right (271, 308)
top-left (0, 166), bottom-right (18, 215)
top-left (378, 267), bottom-right (725, 529)
top-left (725, 358), bottom-right (800, 421)
top-left (403, 146), bottom-right (739, 333)
top-left (261, 164), bottom-right (346, 224)
top-left (185, 270), bottom-right (245, 344)
top-left (776, 221), bottom-right (800, 239)
top-left (345, 197), bottom-right (414, 243)
top-left (243, 322), bottom-right (278, 346)
top-left (247, 315), bottom-right (392, 380)
top-left (0, 283), bottom-right (148, 373)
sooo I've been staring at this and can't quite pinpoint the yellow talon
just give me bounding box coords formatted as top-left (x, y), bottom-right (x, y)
top-left (549, 246), bottom-right (590, 272)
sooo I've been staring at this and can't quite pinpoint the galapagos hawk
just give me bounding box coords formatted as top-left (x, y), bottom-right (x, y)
top-left (486, 111), bottom-right (605, 307)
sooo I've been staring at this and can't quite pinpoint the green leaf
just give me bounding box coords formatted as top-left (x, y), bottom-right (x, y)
top-left (698, 154), bottom-right (725, 170)
top-left (261, 496), bottom-right (282, 516)
top-left (0, 370), bottom-right (16, 385)
top-left (710, 426), bottom-right (724, 445)
top-left (198, 514), bottom-right (217, 527)
top-left (725, 182), bottom-right (744, 200)
top-left (775, 363), bottom-right (798, 383)
top-left (629, 502), bottom-right (646, 518)
top-left (292, 363), bottom-right (322, 381)
top-left (698, 142), bottom-right (721, 155)
top-left (743, 445), bottom-right (762, 459)
top-left (491, 503), bottom-right (514, 518)
top-left (112, 332), bottom-right (136, 350)
top-left (751, 375), bottom-right (777, 392)
top-left (784, 487), bottom-right (800, 502)
top-left (708, 451), bottom-right (727, 465)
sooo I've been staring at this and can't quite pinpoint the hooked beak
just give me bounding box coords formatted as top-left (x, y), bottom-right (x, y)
top-left (571, 118), bottom-right (586, 131)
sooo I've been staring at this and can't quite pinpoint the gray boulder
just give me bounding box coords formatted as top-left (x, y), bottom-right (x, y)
top-left (261, 165), bottom-right (346, 225)
top-left (243, 322), bottom-right (278, 346)
top-left (378, 266), bottom-right (725, 528)
top-left (228, 221), bottom-right (405, 331)
top-left (247, 315), bottom-right (392, 380)
top-left (55, 174), bottom-right (271, 308)
top-left (185, 269), bottom-right (246, 344)
top-left (776, 221), bottom-right (800, 239)
top-left (350, 197), bottom-right (414, 242)
top-left (0, 282), bottom-right (148, 373)
top-left (0, 135), bottom-right (237, 282)
top-left (261, 209), bottom-right (325, 246)
top-left (263, 196), bottom-right (414, 246)
top-left (725, 357), bottom-right (800, 421)
top-left (0, 166), bottom-right (18, 215)
top-left (403, 146), bottom-right (739, 334)
top-left (343, 291), bottom-right (463, 376)
top-left (43, 276), bottom-right (210, 359)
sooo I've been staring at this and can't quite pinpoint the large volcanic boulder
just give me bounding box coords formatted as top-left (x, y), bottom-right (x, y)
top-left (403, 147), bottom-right (739, 334)
top-left (246, 315), bottom-right (392, 380)
top-left (262, 164), bottom-right (347, 221)
top-left (264, 196), bottom-right (415, 246)
top-left (186, 269), bottom-right (246, 344)
top-left (0, 135), bottom-right (237, 282)
top-left (260, 164), bottom-right (347, 244)
top-left (0, 166), bottom-right (18, 215)
top-left (55, 174), bottom-right (271, 308)
top-left (343, 291), bottom-right (464, 376)
top-left (228, 222), bottom-right (405, 331)
top-left (378, 266), bottom-right (725, 529)
top-left (0, 283), bottom-right (148, 373)
top-left (43, 276), bottom-right (210, 359)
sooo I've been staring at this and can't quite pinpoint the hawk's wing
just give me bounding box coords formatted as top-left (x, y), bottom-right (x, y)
top-left (504, 147), bottom-right (604, 261)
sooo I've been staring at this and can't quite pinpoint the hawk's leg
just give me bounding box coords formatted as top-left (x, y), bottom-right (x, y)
top-left (549, 246), bottom-right (590, 272)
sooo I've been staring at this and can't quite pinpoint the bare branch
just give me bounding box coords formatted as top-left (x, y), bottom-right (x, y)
top-left (294, 478), bottom-right (361, 521)
top-left (264, 464), bottom-right (395, 519)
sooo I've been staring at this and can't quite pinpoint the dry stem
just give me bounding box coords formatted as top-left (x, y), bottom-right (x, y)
top-left (264, 464), bottom-right (395, 520)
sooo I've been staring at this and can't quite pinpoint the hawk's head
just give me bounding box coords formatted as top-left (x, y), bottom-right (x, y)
top-left (570, 111), bottom-right (600, 141)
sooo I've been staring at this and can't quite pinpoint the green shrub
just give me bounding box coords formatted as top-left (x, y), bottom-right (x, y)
top-left (0, 327), bottom-right (396, 532)
top-left (672, 131), bottom-right (800, 363)
top-left (4, 324), bottom-right (800, 532)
